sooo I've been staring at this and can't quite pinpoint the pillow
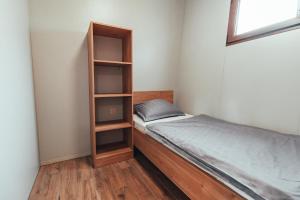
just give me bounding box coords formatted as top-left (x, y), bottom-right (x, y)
top-left (135, 99), bottom-right (184, 122)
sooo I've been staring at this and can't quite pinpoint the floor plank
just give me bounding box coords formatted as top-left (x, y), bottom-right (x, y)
top-left (29, 150), bottom-right (189, 200)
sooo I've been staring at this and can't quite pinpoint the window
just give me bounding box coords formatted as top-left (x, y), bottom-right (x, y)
top-left (227, 0), bottom-right (300, 45)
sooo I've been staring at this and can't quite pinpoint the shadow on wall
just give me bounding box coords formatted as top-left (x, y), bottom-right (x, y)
top-left (73, 34), bottom-right (91, 153)
top-left (31, 31), bottom-right (91, 162)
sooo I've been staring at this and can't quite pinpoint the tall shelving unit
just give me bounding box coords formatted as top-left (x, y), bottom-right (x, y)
top-left (87, 22), bottom-right (133, 168)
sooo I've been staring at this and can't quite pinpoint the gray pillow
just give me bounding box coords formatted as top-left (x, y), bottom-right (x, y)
top-left (135, 99), bottom-right (184, 122)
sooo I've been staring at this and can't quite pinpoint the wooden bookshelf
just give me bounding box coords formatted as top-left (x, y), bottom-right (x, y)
top-left (87, 22), bottom-right (133, 168)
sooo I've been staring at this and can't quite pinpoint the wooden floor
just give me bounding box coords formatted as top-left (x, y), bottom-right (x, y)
top-left (29, 150), bottom-right (189, 200)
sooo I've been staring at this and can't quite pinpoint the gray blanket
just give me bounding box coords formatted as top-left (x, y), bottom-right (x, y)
top-left (146, 115), bottom-right (300, 200)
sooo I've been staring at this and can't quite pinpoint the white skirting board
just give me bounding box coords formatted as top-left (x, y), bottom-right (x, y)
top-left (40, 152), bottom-right (90, 166)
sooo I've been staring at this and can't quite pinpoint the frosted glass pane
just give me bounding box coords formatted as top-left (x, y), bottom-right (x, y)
top-left (236, 0), bottom-right (298, 35)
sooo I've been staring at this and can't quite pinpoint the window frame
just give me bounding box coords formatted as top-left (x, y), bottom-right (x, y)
top-left (227, 0), bottom-right (300, 46)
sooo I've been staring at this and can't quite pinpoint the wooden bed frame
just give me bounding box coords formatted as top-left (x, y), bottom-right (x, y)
top-left (133, 91), bottom-right (244, 200)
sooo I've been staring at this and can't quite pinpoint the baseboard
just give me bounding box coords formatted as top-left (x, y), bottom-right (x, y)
top-left (40, 152), bottom-right (90, 166)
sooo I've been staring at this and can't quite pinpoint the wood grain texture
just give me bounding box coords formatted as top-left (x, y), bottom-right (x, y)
top-left (29, 156), bottom-right (188, 200)
top-left (95, 121), bottom-right (132, 132)
top-left (88, 22), bottom-right (96, 166)
top-left (88, 22), bottom-right (133, 167)
top-left (94, 94), bottom-right (132, 98)
top-left (95, 148), bottom-right (133, 167)
top-left (94, 60), bottom-right (132, 67)
top-left (134, 128), bottom-right (244, 200)
top-left (133, 91), bottom-right (173, 105)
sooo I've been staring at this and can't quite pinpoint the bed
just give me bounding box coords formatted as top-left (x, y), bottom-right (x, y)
top-left (133, 91), bottom-right (300, 200)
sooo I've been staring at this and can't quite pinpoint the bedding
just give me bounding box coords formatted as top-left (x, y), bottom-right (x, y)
top-left (133, 114), bottom-right (193, 133)
top-left (143, 115), bottom-right (300, 200)
top-left (134, 99), bottom-right (184, 122)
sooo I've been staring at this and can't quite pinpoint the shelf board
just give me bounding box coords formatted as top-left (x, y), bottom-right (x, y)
top-left (94, 60), bottom-right (132, 67)
top-left (95, 120), bottom-right (132, 132)
top-left (96, 142), bottom-right (131, 158)
top-left (95, 142), bottom-right (133, 166)
top-left (94, 93), bottom-right (132, 98)
top-left (96, 146), bottom-right (132, 160)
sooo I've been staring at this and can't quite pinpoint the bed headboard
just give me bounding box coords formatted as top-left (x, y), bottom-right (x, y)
top-left (133, 90), bottom-right (173, 105)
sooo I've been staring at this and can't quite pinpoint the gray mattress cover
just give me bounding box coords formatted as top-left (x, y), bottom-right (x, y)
top-left (146, 115), bottom-right (300, 200)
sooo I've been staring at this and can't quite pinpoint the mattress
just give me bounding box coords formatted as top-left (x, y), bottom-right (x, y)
top-left (144, 115), bottom-right (300, 200)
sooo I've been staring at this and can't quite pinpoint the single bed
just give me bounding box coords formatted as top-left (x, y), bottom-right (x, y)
top-left (133, 91), bottom-right (300, 200)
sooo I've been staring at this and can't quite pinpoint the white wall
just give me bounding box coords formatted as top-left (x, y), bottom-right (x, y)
top-left (177, 0), bottom-right (300, 135)
top-left (0, 0), bottom-right (39, 199)
top-left (29, 0), bottom-right (185, 163)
